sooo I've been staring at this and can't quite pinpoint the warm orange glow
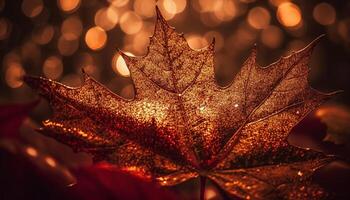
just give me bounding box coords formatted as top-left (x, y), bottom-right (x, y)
top-left (229, 24), bottom-right (257, 50)
top-left (132, 31), bottom-right (150, 54)
top-left (32, 25), bottom-right (54, 45)
top-left (277, 2), bottom-right (302, 27)
top-left (199, 12), bottom-right (221, 27)
top-left (134, 0), bottom-right (156, 18)
top-left (205, 186), bottom-right (218, 200)
top-left (108, 0), bottom-right (129, 7)
top-left (186, 34), bottom-right (207, 49)
top-left (61, 16), bottom-right (83, 40)
top-left (43, 56), bottom-right (63, 80)
top-left (121, 166), bottom-right (151, 179)
top-left (85, 26), bottom-right (107, 50)
top-left (269, 0), bottom-right (290, 7)
top-left (58, 0), bottom-right (80, 12)
top-left (5, 63), bottom-right (25, 88)
top-left (25, 147), bottom-right (38, 157)
top-left (247, 7), bottom-right (271, 29)
top-left (21, 0), bottom-right (43, 18)
top-left (174, 0), bottom-right (187, 13)
top-left (95, 7), bottom-right (119, 31)
top-left (261, 25), bottom-right (283, 48)
top-left (313, 3), bottom-right (336, 26)
top-left (45, 156), bottom-right (57, 167)
top-left (157, 0), bottom-right (176, 20)
top-left (198, 0), bottom-right (217, 12)
top-left (163, 0), bottom-right (177, 15)
top-left (120, 11), bottom-right (143, 34)
top-left (58, 36), bottom-right (79, 56)
top-left (213, 0), bottom-right (237, 22)
top-left (0, 18), bottom-right (11, 40)
top-left (112, 53), bottom-right (132, 77)
top-left (3, 52), bottom-right (21, 68)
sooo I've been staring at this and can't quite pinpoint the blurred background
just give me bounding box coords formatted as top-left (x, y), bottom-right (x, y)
top-left (1, 0), bottom-right (350, 199)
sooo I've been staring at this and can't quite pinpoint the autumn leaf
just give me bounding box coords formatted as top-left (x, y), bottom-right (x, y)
top-left (24, 7), bottom-right (339, 200)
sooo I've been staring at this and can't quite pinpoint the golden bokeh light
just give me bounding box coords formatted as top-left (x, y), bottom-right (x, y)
top-left (25, 147), bottom-right (38, 157)
top-left (131, 30), bottom-right (151, 54)
top-left (213, 0), bottom-right (237, 22)
top-left (44, 156), bottom-right (57, 167)
top-left (186, 34), bottom-right (208, 49)
top-left (85, 26), bottom-right (107, 50)
top-left (161, 0), bottom-right (187, 15)
top-left (277, 2), bottom-right (302, 27)
top-left (5, 62), bottom-right (25, 88)
top-left (157, 0), bottom-right (176, 20)
top-left (205, 186), bottom-right (218, 200)
top-left (43, 56), bottom-right (64, 80)
top-left (247, 7), bottom-right (271, 29)
top-left (58, 36), bottom-right (79, 56)
top-left (109, 0), bottom-right (129, 7)
top-left (58, 0), bottom-right (81, 12)
top-left (21, 0), bottom-right (43, 18)
top-left (134, 0), bottom-right (156, 18)
top-left (3, 52), bottom-right (21, 68)
top-left (163, 0), bottom-right (177, 15)
top-left (313, 3), bottom-right (336, 26)
top-left (32, 25), bottom-right (55, 45)
top-left (61, 16), bottom-right (83, 40)
top-left (120, 11), bottom-right (143, 34)
top-left (95, 7), bottom-right (119, 31)
top-left (261, 25), bottom-right (284, 48)
top-left (173, 0), bottom-right (187, 14)
top-left (112, 53), bottom-right (132, 77)
top-left (0, 18), bottom-right (11, 40)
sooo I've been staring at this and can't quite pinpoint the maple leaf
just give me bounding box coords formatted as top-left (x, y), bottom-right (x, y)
top-left (24, 8), bottom-right (340, 200)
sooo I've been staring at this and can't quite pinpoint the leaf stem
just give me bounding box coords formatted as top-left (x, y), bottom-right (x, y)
top-left (200, 176), bottom-right (206, 200)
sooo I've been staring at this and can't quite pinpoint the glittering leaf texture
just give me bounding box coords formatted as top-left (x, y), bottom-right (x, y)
top-left (24, 8), bottom-right (340, 200)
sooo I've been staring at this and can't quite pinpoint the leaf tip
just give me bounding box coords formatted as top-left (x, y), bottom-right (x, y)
top-left (155, 6), bottom-right (167, 24)
top-left (118, 49), bottom-right (134, 64)
top-left (23, 75), bottom-right (44, 90)
top-left (81, 68), bottom-right (91, 82)
top-left (298, 34), bottom-right (325, 55)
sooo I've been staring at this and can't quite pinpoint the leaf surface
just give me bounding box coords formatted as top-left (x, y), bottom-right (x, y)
top-left (25, 8), bottom-right (338, 199)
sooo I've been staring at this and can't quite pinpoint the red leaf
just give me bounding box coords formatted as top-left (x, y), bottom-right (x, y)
top-left (70, 163), bottom-right (177, 200)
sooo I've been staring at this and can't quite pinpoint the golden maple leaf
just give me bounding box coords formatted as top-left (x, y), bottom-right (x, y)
top-left (25, 8), bottom-right (339, 200)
